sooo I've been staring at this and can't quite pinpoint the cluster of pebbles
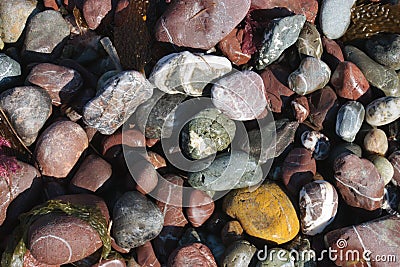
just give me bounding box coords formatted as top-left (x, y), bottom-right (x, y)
top-left (1, 0), bottom-right (400, 266)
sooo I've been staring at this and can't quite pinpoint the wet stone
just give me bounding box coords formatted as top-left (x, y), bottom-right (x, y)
top-left (168, 243), bottom-right (218, 267)
top-left (0, 0), bottom-right (38, 43)
top-left (344, 45), bottom-right (400, 97)
top-left (0, 53), bottom-right (21, 86)
top-left (155, 0), bottom-right (250, 50)
top-left (112, 191), bottom-right (163, 250)
top-left (181, 108), bottom-right (236, 160)
top-left (301, 131), bottom-right (330, 160)
top-left (365, 33), bottom-right (400, 70)
top-left (212, 70), bottom-right (267, 121)
top-left (256, 15), bottom-right (306, 69)
top-left (335, 101), bottom-right (365, 143)
top-left (368, 155), bottom-right (394, 185)
top-left (24, 10), bottom-right (70, 54)
top-left (27, 63), bottom-right (82, 106)
top-left (296, 21), bottom-right (323, 59)
top-left (299, 180), bottom-right (338, 236)
top-left (288, 57), bottom-right (331, 95)
top-left (334, 153), bottom-right (384, 211)
top-left (0, 86), bottom-right (52, 146)
top-left (82, 0), bottom-right (112, 30)
top-left (188, 151), bottom-right (263, 191)
top-left (83, 71), bottom-right (154, 135)
top-left (363, 128), bottom-right (388, 156)
top-left (149, 51), bottom-right (232, 96)
top-left (222, 240), bottom-right (256, 267)
top-left (365, 96), bottom-right (400, 126)
top-left (320, 0), bottom-right (355, 39)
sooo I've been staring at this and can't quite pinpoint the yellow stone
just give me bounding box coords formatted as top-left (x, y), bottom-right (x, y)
top-left (222, 182), bottom-right (299, 244)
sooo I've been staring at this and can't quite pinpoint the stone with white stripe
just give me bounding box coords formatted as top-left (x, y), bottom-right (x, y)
top-left (299, 180), bottom-right (338, 236)
top-left (333, 153), bottom-right (384, 211)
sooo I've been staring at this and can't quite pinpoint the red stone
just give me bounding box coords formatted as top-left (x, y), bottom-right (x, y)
top-left (131, 159), bottom-right (159, 194)
top-left (168, 243), bottom-right (217, 267)
top-left (43, 0), bottom-right (59, 10)
top-left (307, 86), bottom-right (338, 130)
top-left (322, 37), bottom-right (344, 71)
top-left (24, 249), bottom-right (60, 267)
top-left (291, 96), bottom-right (309, 123)
top-left (282, 148), bottom-right (316, 195)
top-left (218, 28), bottom-right (251, 66)
top-left (136, 241), bottom-right (161, 267)
top-left (83, 0), bottom-right (112, 30)
top-left (251, 0), bottom-right (319, 23)
top-left (92, 259), bottom-right (126, 267)
top-left (186, 190), bottom-right (215, 227)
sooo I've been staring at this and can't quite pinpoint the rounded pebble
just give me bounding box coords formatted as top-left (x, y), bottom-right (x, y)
top-left (335, 101), bottom-right (365, 142)
top-left (363, 128), bottom-right (388, 156)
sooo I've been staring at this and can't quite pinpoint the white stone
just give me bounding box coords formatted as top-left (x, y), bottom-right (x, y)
top-left (365, 96), bottom-right (400, 126)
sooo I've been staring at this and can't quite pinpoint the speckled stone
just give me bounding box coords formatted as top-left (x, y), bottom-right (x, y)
top-left (182, 108), bottom-right (236, 160)
top-left (296, 21), bottom-right (323, 59)
top-left (256, 15), bottom-right (306, 69)
top-left (288, 57), bottom-right (331, 95)
top-left (24, 10), bottom-right (70, 54)
top-left (365, 96), bottom-right (400, 126)
top-left (363, 128), bottom-right (388, 156)
top-left (223, 182), bottom-right (299, 244)
top-left (0, 0), bottom-right (38, 43)
top-left (0, 86), bottom-right (52, 146)
top-left (335, 101), bottom-right (365, 142)
top-left (0, 53), bottom-right (21, 86)
top-left (112, 191), bottom-right (164, 250)
top-left (188, 151), bottom-right (263, 191)
top-left (155, 0), bottom-right (250, 50)
top-left (222, 240), bottom-right (257, 267)
top-left (320, 0), bottom-right (356, 39)
top-left (368, 155), bottom-right (394, 185)
top-left (365, 33), bottom-right (400, 70)
top-left (212, 70), bottom-right (267, 121)
top-left (83, 71), bottom-right (154, 135)
top-left (301, 131), bottom-right (330, 160)
top-left (299, 180), bottom-right (338, 235)
top-left (344, 45), bottom-right (400, 97)
top-left (334, 153), bottom-right (384, 211)
top-left (256, 248), bottom-right (295, 267)
top-left (149, 51), bottom-right (232, 96)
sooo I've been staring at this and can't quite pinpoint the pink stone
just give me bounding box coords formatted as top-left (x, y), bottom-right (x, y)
top-left (186, 190), bottom-right (215, 227)
top-left (82, 0), bottom-right (112, 30)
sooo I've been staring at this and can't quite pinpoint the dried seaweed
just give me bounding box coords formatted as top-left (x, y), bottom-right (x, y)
top-left (113, 0), bottom-right (152, 71)
top-left (343, 2), bottom-right (400, 42)
top-left (1, 200), bottom-right (111, 267)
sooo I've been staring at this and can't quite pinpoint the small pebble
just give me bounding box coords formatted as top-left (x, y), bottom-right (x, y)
top-left (168, 243), bottom-right (217, 267)
top-left (299, 180), bottom-right (338, 235)
top-left (288, 57), bottom-right (331, 95)
top-left (365, 96), bottom-right (400, 126)
top-left (212, 70), bottom-right (267, 121)
top-left (320, 0), bottom-right (356, 39)
top-left (256, 15), bottom-right (306, 69)
top-left (296, 21), bottom-right (323, 59)
top-left (301, 131), bottom-right (330, 160)
top-left (149, 51), bottom-right (232, 96)
top-left (0, 53), bottom-right (21, 86)
top-left (82, 0), bottom-right (112, 30)
top-left (368, 155), bottom-right (394, 185)
top-left (363, 128), bottom-right (388, 155)
top-left (335, 101), bottom-right (365, 142)
top-left (218, 28), bottom-right (251, 66)
top-left (365, 33), bottom-right (400, 70)
top-left (186, 189), bottom-right (215, 228)
top-left (292, 96), bottom-right (310, 123)
top-left (222, 240), bottom-right (256, 267)
top-left (129, 159), bottom-right (158, 194)
top-left (321, 36), bottom-right (344, 70)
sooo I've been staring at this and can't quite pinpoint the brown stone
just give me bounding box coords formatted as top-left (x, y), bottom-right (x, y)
top-left (43, 0), bottom-right (59, 10)
top-left (130, 159), bottom-right (159, 194)
top-left (114, 0), bottom-right (130, 27)
top-left (186, 189), bottom-right (215, 227)
top-left (363, 128), bottom-right (388, 156)
top-left (70, 154), bottom-right (112, 192)
top-left (282, 148), bottom-right (316, 195)
top-left (102, 129), bottom-right (146, 156)
top-left (136, 241), bottom-right (161, 267)
top-left (260, 65), bottom-right (294, 113)
top-left (82, 0), bottom-right (112, 30)
top-left (220, 221), bottom-right (244, 246)
top-left (24, 249), bottom-right (60, 267)
top-left (251, 0), bottom-right (319, 23)
top-left (307, 86), bottom-right (338, 130)
top-left (34, 121), bottom-right (88, 178)
top-left (291, 96), bottom-right (309, 122)
top-left (331, 61), bottom-right (369, 100)
top-left (168, 243), bottom-right (217, 267)
top-left (146, 138), bottom-right (159, 147)
top-left (147, 151), bottom-right (166, 169)
top-left (218, 28), bottom-right (251, 65)
top-left (334, 153), bottom-right (384, 211)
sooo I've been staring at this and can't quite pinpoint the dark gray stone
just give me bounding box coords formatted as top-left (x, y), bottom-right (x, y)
top-left (257, 15), bottom-right (306, 69)
top-left (345, 45), bottom-right (400, 97)
top-left (182, 108), bottom-right (236, 160)
top-left (0, 53), bottom-right (21, 86)
top-left (112, 191), bottom-right (164, 250)
top-left (83, 70), bottom-right (154, 135)
top-left (0, 86), bottom-right (52, 146)
top-left (365, 34), bottom-right (400, 70)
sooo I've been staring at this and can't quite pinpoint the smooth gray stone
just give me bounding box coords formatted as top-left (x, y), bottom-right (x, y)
top-left (344, 45), bottom-right (400, 97)
top-left (365, 34), bottom-right (400, 70)
top-left (335, 101), bottom-right (365, 142)
top-left (222, 240), bottom-right (256, 267)
top-left (320, 0), bottom-right (355, 39)
top-left (256, 15), bottom-right (306, 69)
top-left (188, 151), bottom-right (263, 191)
top-left (0, 53), bottom-right (21, 86)
top-left (112, 191), bottom-right (163, 250)
top-left (24, 10), bottom-right (70, 54)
